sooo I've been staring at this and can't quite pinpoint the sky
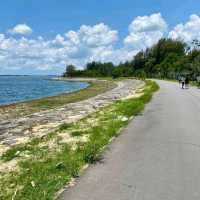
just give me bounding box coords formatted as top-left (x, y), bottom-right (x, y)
top-left (0, 0), bottom-right (200, 75)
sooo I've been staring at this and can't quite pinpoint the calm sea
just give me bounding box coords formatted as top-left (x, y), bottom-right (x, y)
top-left (0, 76), bottom-right (89, 106)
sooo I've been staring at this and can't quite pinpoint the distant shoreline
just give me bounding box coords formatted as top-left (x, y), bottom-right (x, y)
top-left (0, 78), bottom-right (116, 121)
top-left (0, 74), bottom-right (58, 76)
top-left (0, 76), bottom-right (90, 107)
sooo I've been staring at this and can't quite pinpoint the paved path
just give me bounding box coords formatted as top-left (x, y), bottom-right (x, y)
top-left (60, 80), bottom-right (200, 200)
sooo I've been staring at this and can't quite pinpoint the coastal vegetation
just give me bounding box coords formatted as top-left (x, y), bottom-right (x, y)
top-left (0, 80), bottom-right (158, 200)
top-left (63, 38), bottom-right (200, 80)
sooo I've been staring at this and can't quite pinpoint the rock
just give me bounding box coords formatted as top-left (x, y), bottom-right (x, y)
top-left (0, 80), bottom-right (144, 148)
top-left (121, 116), bottom-right (129, 122)
top-left (31, 181), bottom-right (36, 187)
top-left (15, 151), bottom-right (21, 156)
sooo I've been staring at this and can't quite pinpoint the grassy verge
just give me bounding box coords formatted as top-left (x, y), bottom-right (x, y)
top-left (0, 80), bottom-right (159, 200)
top-left (190, 81), bottom-right (198, 87)
top-left (0, 79), bottom-right (116, 120)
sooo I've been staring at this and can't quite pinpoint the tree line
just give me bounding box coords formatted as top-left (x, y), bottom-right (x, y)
top-left (63, 38), bottom-right (200, 80)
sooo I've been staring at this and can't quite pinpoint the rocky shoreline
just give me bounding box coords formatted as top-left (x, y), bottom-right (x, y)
top-left (0, 79), bottom-right (144, 155)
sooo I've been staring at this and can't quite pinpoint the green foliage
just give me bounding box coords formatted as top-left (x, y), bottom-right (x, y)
top-left (86, 61), bottom-right (114, 77)
top-left (63, 38), bottom-right (200, 80)
top-left (59, 123), bottom-right (73, 131)
top-left (132, 38), bottom-right (186, 79)
top-left (112, 67), bottom-right (122, 78)
top-left (64, 64), bottom-right (76, 77)
top-left (71, 131), bottom-right (84, 137)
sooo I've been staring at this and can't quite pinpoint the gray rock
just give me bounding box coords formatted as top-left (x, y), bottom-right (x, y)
top-left (0, 80), bottom-right (144, 148)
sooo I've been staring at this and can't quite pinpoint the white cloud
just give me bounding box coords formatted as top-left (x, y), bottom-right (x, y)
top-left (129, 13), bottom-right (167, 33)
top-left (3, 13), bottom-right (200, 74)
top-left (0, 23), bottom-right (119, 73)
top-left (169, 14), bottom-right (200, 43)
top-left (124, 13), bottom-right (167, 50)
top-left (65, 23), bottom-right (118, 47)
top-left (52, 34), bottom-right (65, 46)
top-left (8, 24), bottom-right (33, 35)
top-left (64, 23), bottom-right (118, 60)
top-left (0, 16), bottom-right (168, 74)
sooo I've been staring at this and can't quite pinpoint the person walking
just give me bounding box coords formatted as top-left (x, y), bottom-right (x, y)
top-left (181, 76), bottom-right (185, 89)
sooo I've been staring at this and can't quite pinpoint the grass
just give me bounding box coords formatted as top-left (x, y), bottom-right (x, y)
top-left (0, 79), bottom-right (116, 121)
top-left (190, 81), bottom-right (198, 87)
top-left (70, 131), bottom-right (85, 137)
top-left (0, 80), bottom-right (159, 200)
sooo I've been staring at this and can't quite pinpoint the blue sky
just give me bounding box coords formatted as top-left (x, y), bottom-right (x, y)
top-left (1, 0), bottom-right (199, 39)
top-left (0, 0), bottom-right (200, 75)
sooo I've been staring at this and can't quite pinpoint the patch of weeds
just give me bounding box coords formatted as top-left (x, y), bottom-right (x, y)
top-left (1, 132), bottom-right (59, 162)
top-left (7, 145), bottom-right (84, 200)
top-left (1, 145), bottom-right (35, 162)
top-left (115, 99), bottom-right (144, 117)
top-left (58, 123), bottom-right (73, 132)
top-left (79, 132), bottom-right (107, 163)
top-left (70, 131), bottom-right (84, 137)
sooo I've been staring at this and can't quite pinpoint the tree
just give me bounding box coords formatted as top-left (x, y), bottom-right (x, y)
top-left (85, 62), bottom-right (114, 77)
top-left (131, 38), bottom-right (186, 78)
top-left (112, 67), bottom-right (121, 79)
top-left (151, 38), bottom-right (186, 64)
top-left (62, 38), bottom-right (200, 80)
top-left (65, 64), bottom-right (76, 77)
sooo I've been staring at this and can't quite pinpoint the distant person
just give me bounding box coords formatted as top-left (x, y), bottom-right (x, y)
top-left (185, 77), bottom-right (189, 89)
top-left (181, 76), bottom-right (185, 89)
top-left (197, 76), bottom-right (200, 88)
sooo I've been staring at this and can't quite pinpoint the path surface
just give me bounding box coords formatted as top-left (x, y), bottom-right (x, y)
top-left (60, 80), bottom-right (200, 200)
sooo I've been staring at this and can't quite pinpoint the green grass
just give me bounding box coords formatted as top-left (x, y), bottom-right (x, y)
top-left (190, 81), bottom-right (198, 87)
top-left (70, 131), bottom-right (85, 137)
top-left (58, 123), bottom-right (73, 132)
top-left (0, 80), bottom-right (159, 200)
top-left (0, 79), bottom-right (116, 121)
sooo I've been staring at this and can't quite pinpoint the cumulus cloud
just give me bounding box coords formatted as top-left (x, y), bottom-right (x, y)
top-left (0, 23), bottom-right (119, 73)
top-left (85, 13), bottom-right (168, 65)
top-left (3, 13), bottom-right (200, 74)
top-left (66, 23), bottom-right (118, 47)
top-left (52, 34), bottom-right (65, 45)
top-left (64, 23), bottom-right (118, 60)
top-left (0, 16), bottom-right (168, 74)
top-left (8, 24), bottom-right (33, 35)
top-left (124, 13), bottom-right (167, 50)
top-left (169, 14), bottom-right (200, 43)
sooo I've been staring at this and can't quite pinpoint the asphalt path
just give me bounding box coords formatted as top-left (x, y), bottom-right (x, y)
top-left (60, 80), bottom-right (200, 200)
